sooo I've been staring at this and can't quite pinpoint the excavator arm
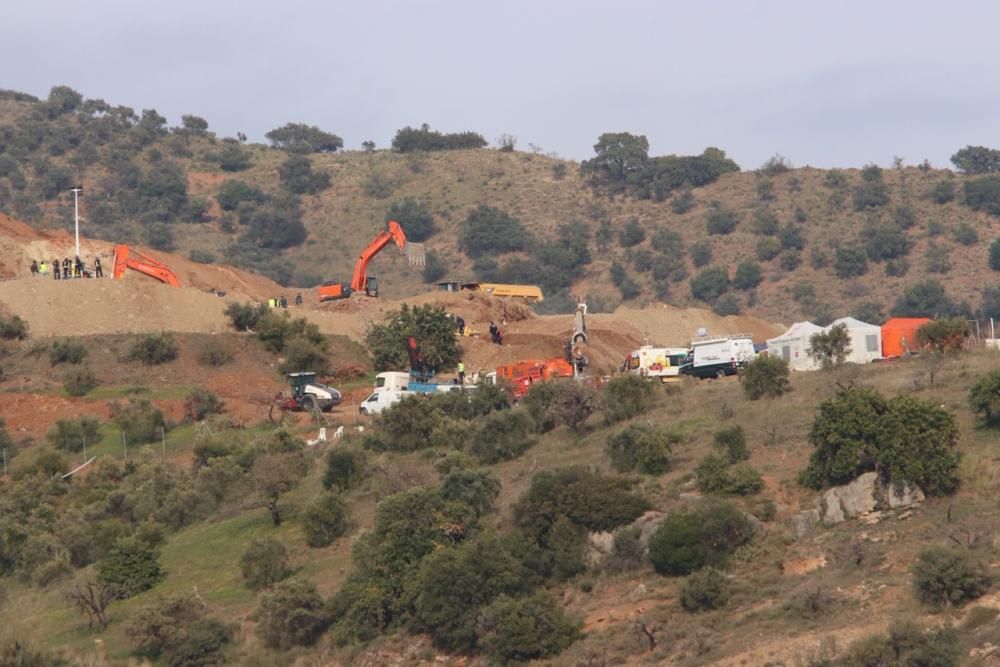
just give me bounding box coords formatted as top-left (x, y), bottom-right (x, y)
top-left (349, 220), bottom-right (407, 293)
top-left (112, 244), bottom-right (180, 287)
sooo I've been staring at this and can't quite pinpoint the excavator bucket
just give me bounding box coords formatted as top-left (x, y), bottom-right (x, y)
top-left (405, 242), bottom-right (426, 267)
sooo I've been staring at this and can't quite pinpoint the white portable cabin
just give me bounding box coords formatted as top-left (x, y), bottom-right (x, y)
top-left (622, 345), bottom-right (691, 381)
top-left (766, 321), bottom-right (824, 371)
top-left (826, 317), bottom-right (883, 364)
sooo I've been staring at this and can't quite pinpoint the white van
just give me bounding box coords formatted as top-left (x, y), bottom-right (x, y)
top-left (682, 334), bottom-right (755, 379)
top-left (622, 346), bottom-right (690, 382)
top-left (375, 371), bottom-right (409, 391)
top-left (359, 389), bottom-right (407, 415)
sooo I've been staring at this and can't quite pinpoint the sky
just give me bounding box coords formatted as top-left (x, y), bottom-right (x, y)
top-left (3, 0), bottom-right (999, 169)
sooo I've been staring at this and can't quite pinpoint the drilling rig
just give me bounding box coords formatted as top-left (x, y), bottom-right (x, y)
top-left (566, 300), bottom-right (589, 377)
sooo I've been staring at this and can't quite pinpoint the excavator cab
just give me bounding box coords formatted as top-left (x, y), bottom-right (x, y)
top-left (365, 276), bottom-right (379, 297)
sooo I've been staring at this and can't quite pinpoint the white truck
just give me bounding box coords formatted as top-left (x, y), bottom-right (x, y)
top-left (681, 334), bottom-right (755, 379)
top-left (359, 389), bottom-right (407, 415)
top-left (621, 345), bottom-right (690, 382)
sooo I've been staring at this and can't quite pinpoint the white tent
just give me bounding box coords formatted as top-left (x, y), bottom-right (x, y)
top-left (826, 317), bottom-right (883, 364)
top-left (766, 321), bottom-right (824, 371)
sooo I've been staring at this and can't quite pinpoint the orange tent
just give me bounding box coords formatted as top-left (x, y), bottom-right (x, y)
top-left (881, 317), bottom-right (931, 357)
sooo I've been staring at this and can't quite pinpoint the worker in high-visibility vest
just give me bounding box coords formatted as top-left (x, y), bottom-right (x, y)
top-left (457, 360), bottom-right (466, 385)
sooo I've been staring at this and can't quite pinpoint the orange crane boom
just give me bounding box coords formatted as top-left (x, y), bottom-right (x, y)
top-left (112, 245), bottom-right (180, 287)
top-left (318, 221), bottom-right (408, 301)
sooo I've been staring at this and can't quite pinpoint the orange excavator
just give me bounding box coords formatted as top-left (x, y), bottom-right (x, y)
top-left (318, 220), bottom-right (410, 301)
top-left (112, 245), bottom-right (180, 287)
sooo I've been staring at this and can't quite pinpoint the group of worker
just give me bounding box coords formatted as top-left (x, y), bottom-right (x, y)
top-left (267, 293), bottom-right (304, 309)
top-left (30, 256), bottom-right (102, 280)
top-left (489, 320), bottom-right (504, 345)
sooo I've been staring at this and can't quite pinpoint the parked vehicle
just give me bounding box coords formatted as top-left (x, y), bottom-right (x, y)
top-left (680, 334), bottom-right (755, 379)
top-left (359, 389), bottom-right (407, 415)
top-left (622, 345), bottom-right (690, 382)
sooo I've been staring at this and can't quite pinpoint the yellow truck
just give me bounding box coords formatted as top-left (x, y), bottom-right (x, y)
top-left (436, 281), bottom-right (544, 302)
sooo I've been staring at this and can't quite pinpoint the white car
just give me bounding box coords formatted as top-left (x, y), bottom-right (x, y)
top-left (359, 389), bottom-right (407, 415)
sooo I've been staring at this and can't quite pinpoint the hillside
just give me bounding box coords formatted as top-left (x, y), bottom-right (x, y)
top-left (2, 88), bottom-right (1000, 326)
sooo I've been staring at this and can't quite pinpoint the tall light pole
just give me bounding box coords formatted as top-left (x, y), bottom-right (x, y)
top-left (70, 186), bottom-right (83, 258)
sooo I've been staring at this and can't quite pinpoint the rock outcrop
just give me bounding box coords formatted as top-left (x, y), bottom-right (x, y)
top-left (788, 472), bottom-right (925, 539)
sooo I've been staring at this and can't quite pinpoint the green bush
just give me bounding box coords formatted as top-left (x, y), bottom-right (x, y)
top-left (476, 591), bottom-right (580, 664)
top-left (912, 547), bottom-right (991, 609)
top-left (931, 180), bottom-right (956, 204)
top-left (864, 221), bottom-right (910, 262)
top-left (278, 154), bottom-right (330, 194)
top-left (917, 317), bottom-right (969, 352)
top-left (183, 388), bottom-right (225, 422)
top-left (365, 394), bottom-right (442, 452)
top-left (302, 494), bottom-right (348, 547)
top-left (127, 332), bottom-right (178, 365)
top-left (779, 222), bottom-right (805, 250)
top-left (111, 399), bottom-right (166, 445)
top-left (750, 207), bottom-right (779, 236)
top-left (690, 266), bottom-right (730, 303)
top-left (391, 124), bottom-right (486, 152)
top-left (618, 217), bottom-right (645, 247)
top-left (648, 501), bottom-right (754, 576)
top-left (952, 145), bottom-right (1000, 173)
top-left (990, 240), bottom-right (1000, 271)
top-left (835, 245), bottom-right (869, 278)
top-left (47, 416), bottom-right (101, 453)
top-left (196, 340), bottom-right (233, 367)
top-left (0, 313), bottom-right (28, 339)
top-left (323, 447), bottom-right (368, 491)
top-left (265, 122), bottom-right (343, 153)
top-left (440, 468), bottom-right (501, 518)
top-left (852, 164), bottom-right (890, 210)
top-left (603, 374), bottom-right (656, 423)
top-left (63, 365), bottom-right (98, 396)
top-left (224, 301), bottom-right (268, 331)
top-left (97, 537), bottom-right (162, 599)
top-left (606, 424), bottom-right (678, 474)
top-left (712, 294), bottom-right (741, 316)
top-left (216, 179), bottom-right (266, 211)
top-left (460, 205), bottom-right (529, 258)
top-left (706, 205), bottom-right (740, 235)
top-left (468, 410), bottom-right (536, 464)
top-left (253, 579), bottom-right (330, 650)
top-left (278, 336), bottom-right (329, 374)
top-left (696, 457), bottom-right (763, 495)
top-left (741, 355), bottom-right (790, 399)
top-left (680, 567), bottom-right (731, 612)
top-left (712, 426), bottom-right (749, 463)
top-left (892, 279), bottom-right (963, 318)
top-left (836, 620), bottom-right (960, 667)
top-left (732, 260), bottom-right (763, 290)
top-left (386, 197), bottom-right (436, 242)
top-left (925, 245), bottom-right (951, 274)
top-left (651, 228), bottom-right (684, 254)
top-left (671, 188), bottom-right (696, 213)
top-left (970, 371), bottom-right (1000, 425)
top-left (690, 240), bottom-right (712, 267)
top-left (188, 249), bottom-right (216, 264)
top-left (808, 322), bottom-right (852, 369)
top-left (166, 619), bottom-right (231, 667)
top-left (49, 340), bottom-right (86, 365)
top-left (240, 538), bottom-right (291, 590)
top-left (963, 176), bottom-right (1000, 217)
top-left (365, 303), bottom-right (460, 372)
top-left (127, 593), bottom-right (230, 665)
top-left (953, 222), bottom-right (978, 246)
top-left (756, 237), bottom-right (782, 261)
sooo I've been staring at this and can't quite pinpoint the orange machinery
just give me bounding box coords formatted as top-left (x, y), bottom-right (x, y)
top-left (112, 245), bottom-right (180, 287)
top-left (318, 221), bottom-right (407, 301)
top-left (496, 358), bottom-right (574, 400)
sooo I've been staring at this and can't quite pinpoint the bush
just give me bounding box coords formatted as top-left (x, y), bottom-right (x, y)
top-left (690, 266), bottom-right (729, 303)
top-left (953, 222), bottom-right (978, 246)
top-left (460, 205), bottom-right (528, 257)
top-left (196, 340), bottom-right (233, 367)
top-left (648, 501), bottom-right (754, 575)
top-left (0, 313), bottom-right (28, 339)
top-left (166, 619), bottom-right (231, 667)
top-left (278, 336), bottom-right (329, 374)
top-left (893, 204), bottom-right (917, 229)
top-left (47, 416), bottom-right (101, 453)
top-left (892, 279), bottom-right (963, 318)
top-left (779, 222), bottom-right (805, 250)
top-left (670, 188), bottom-right (695, 213)
top-left (690, 240), bottom-right (712, 267)
top-left (302, 494), bottom-right (348, 547)
top-left (606, 424), bottom-right (678, 474)
top-left (864, 221), bottom-right (910, 261)
top-left (835, 245), bottom-right (869, 278)
top-left (476, 591), bottom-right (580, 664)
top-left (853, 164), bottom-right (890, 210)
top-left (127, 593), bottom-right (230, 665)
top-left (651, 228), bottom-right (684, 254)
top-left (912, 547), bottom-right (991, 609)
top-left (216, 179), bottom-right (266, 211)
top-left (991, 240), bottom-right (1000, 271)
top-left (741, 355), bottom-right (790, 399)
top-left (712, 294), bottom-right (741, 316)
top-left (240, 538), bottom-right (291, 590)
top-left (925, 245), bottom-right (951, 274)
top-left (756, 237), bottom-right (781, 261)
top-left (468, 410), bottom-right (536, 464)
top-left (706, 205), bottom-right (740, 235)
top-left (931, 179), bottom-right (956, 204)
top-left (952, 145), bottom-right (1000, 173)
top-left (732, 260), bottom-right (762, 290)
top-left (183, 388), bottom-right (225, 422)
top-left (391, 124), bottom-right (487, 152)
top-left (712, 426), bottom-right (749, 463)
top-left (680, 567), bottom-right (731, 612)
top-left (750, 207), bottom-right (779, 236)
top-left (603, 374), bottom-right (656, 423)
top-left (128, 333), bottom-right (178, 365)
top-left (618, 217), bottom-right (645, 247)
top-left (224, 301), bottom-right (268, 331)
top-left (323, 447), bottom-right (368, 491)
top-left (440, 468), bottom-right (501, 518)
top-left (111, 399), bottom-right (166, 445)
top-left (97, 537), bottom-right (162, 598)
top-left (63, 365), bottom-right (98, 396)
top-left (278, 155), bottom-right (330, 195)
top-left (365, 304), bottom-right (460, 372)
top-left (963, 176), bottom-right (1000, 216)
top-left (265, 123), bottom-right (343, 153)
top-left (808, 322), bottom-right (851, 369)
top-left (254, 579), bottom-right (330, 650)
top-left (386, 197), bottom-right (436, 242)
top-left (49, 340), bottom-right (86, 365)
top-left (540, 380), bottom-right (597, 433)
top-left (970, 370), bottom-right (1000, 425)
top-left (696, 457), bottom-right (763, 495)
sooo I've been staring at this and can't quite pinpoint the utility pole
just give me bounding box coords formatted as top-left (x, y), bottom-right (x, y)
top-left (70, 186), bottom-right (83, 258)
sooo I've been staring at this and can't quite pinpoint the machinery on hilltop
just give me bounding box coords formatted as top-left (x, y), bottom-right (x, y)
top-left (318, 221), bottom-right (424, 301)
top-left (112, 244), bottom-right (180, 286)
top-left (272, 372), bottom-right (343, 418)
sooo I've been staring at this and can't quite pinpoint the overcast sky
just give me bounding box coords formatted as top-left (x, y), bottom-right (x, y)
top-left (3, 0), bottom-right (998, 169)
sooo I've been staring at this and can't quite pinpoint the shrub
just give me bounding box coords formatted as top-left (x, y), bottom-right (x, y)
top-left (460, 205), bottom-right (528, 258)
top-left (651, 228), bottom-right (684, 254)
top-left (690, 266), bottom-right (729, 303)
top-left (127, 593), bottom-right (230, 665)
top-left (47, 416), bottom-right (101, 453)
top-left (706, 205), bottom-right (740, 235)
top-left (302, 494), bottom-right (348, 547)
top-left (468, 410), bottom-right (536, 464)
top-left (183, 388), bottom-right (225, 422)
top-left (892, 279), bottom-right (963, 318)
top-left (49, 340), bottom-right (86, 365)
top-left (963, 176), bottom-right (1000, 217)
top-left (925, 245), bottom-right (951, 274)
top-left (128, 333), bottom-right (178, 365)
top-left (893, 204), bottom-right (917, 229)
top-left (952, 145), bottom-right (1000, 173)
top-left (97, 537), bottom-right (162, 598)
top-left (760, 154), bottom-right (792, 176)
top-left (63, 365), bottom-right (98, 396)
top-left (240, 538), bottom-right (291, 590)
top-left (713, 294), bottom-right (740, 316)
top-left (779, 222), bottom-right (805, 250)
top-left (188, 249), bottom-right (216, 264)
top-left (166, 619), bottom-right (231, 667)
top-left (756, 178), bottom-right (775, 202)
top-left (365, 303), bottom-right (460, 372)
top-left (670, 188), bottom-right (695, 213)
top-left (618, 217), bottom-right (645, 247)
top-left (742, 355), bottom-right (790, 399)
top-left (680, 567), bottom-right (731, 612)
top-left (756, 237), bottom-right (781, 261)
top-left (386, 197), bottom-right (436, 242)
top-left (254, 579), bottom-right (330, 650)
top-left (931, 179), bottom-right (956, 204)
top-left (864, 221), bottom-right (910, 261)
top-left (808, 322), bottom-right (851, 369)
top-left (970, 370), bottom-right (1000, 425)
top-left (953, 222), bottom-right (978, 246)
top-left (216, 179), bottom-right (266, 211)
top-left (606, 424), bottom-right (678, 474)
top-left (690, 240), bottom-right (712, 267)
top-left (732, 260), bottom-right (762, 290)
top-left (391, 124), bottom-right (486, 152)
top-left (265, 123), bottom-right (343, 153)
top-left (196, 340), bottom-right (233, 367)
top-left (912, 547), bottom-right (991, 609)
top-left (224, 301), bottom-right (268, 331)
top-left (750, 207), bottom-right (779, 236)
top-left (835, 245), bottom-right (869, 277)
top-left (991, 240), bottom-right (1000, 271)
top-left (278, 154), bottom-right (330, 194)
top-left (440, 468), bottom-right (501, 518)
top-left (712, 426), bottom-right (749, 463)
top-left (603, 374), bottom-right (656, 423)
top-left (696, 457), bottom-right (763, 495)
top-left (648, 501), bottom-right (754, 575)
top-left (916, 318), bottom-right (969, 354)
top-left (476, 591), bottom-right (580, 664)
top-left (0, 313), bottom-right (28, 339)
top-left (111, 399), bottom-right (166, 445)
top-left (852, 164), bottom-right (890, 210)
top-left (278, 336), bottom-right (329, 374)
top-left (323, 447), bottom-right (368, 491)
